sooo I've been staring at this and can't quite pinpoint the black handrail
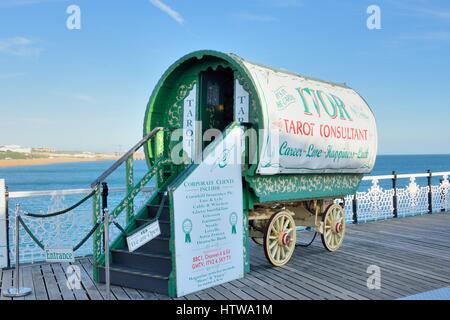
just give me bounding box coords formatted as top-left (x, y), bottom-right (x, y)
top-left (90, 127), bottom-right (163, 188)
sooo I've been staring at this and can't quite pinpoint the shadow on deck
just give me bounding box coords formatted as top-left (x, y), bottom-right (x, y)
top-left (1, 213), bottom-right (449, 300)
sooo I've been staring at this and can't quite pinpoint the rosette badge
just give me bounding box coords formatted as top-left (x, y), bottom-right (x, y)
top-left (182, 219), bottom-right (193, 243)
top-left (229, 212), bottom-right (238, 234)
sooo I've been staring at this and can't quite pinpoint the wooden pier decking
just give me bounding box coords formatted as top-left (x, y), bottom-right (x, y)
top-left (1, 213), bottom-right (449, 300)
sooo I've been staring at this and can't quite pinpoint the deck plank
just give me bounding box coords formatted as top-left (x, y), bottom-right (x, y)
top-left (0, 268), bottom-right (12, 300)
top-left (31, 265), bottom-right (49, 300)
top-left (70, 259), bottom-right (103, 300)
top-left (41, 264), bottom-right (62, 300)
top-left (22, 266), bottom-right (36, 300)
top-left (78, 258), bottom-right (114, 300)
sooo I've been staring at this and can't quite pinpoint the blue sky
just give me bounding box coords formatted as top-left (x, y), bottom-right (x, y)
top-left (0, 0), bottom-right (449, 154)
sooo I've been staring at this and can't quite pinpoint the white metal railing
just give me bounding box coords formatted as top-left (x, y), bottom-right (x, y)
top-left (1, 171), bottom-right (449, 267)
top-left (345, 171), bottom-right (450, 223)
top-left (361, 171), bottom-right (450, 181)
top-left (1, 185), bottom-right (155, 267)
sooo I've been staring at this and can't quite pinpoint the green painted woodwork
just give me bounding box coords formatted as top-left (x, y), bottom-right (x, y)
top-left (168, 80), bottom-right (196, 129)
top-left (242, 185), bottom-right (250, 273)
top-left (94, 159), bottom-right (170, 269)
top-left (125, 155), bottom-right (134, 224)
top-left (110, 160), bottom-right (169, 219)
top-left (143, 50), bottom-right (264, 170)
top-left (92, 188), bottom-right (101, 282)
top-left (106, 175), bottom-right (177, 258)
top-left (246, 173), bottom-right (363, 203)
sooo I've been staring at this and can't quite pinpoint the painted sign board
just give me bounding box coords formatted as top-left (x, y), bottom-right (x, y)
top-left (0, 180), bottom-right (7, 268)
top-left (172, 126), bottom-right (244, 297)
top-left (45, 248), bottom-right (75, 263)
top-left (234, 79), bottom-right (249, 123)
top-left (242, 61), bottom-right (378, 175)
top-left (126, 221), bottom-right (161, 253)
top-left (183, 84), bottom-right (197, 162)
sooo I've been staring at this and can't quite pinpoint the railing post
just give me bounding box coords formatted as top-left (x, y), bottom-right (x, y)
top-left (440, 178), bottom-right (445, 212)
top-left (427, 170), bottom-right (433, 214)
top-left (101, 182), bottom-right (108, 251)
top-left (392, 171), bottom-right (398, 218)
top-left (103, 208), bottom-right (111, 300)
top-left (125, 155), bottom-right (134, 224)
top-left (352, 193), bottom-right (358, 224)
top-left (101, 182), bottom-right (109, 211)
top-left (5, 186), bottom-right (11, 269)
top-left (92, 187), bottom-right (101, 282)
top-left (0, 180), bottom-right (8, 269)
top-left (2, 204), bottom-right (32, 298)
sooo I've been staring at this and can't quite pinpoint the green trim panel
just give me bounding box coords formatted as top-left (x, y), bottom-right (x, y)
top-left (246, 173), bottom-right (363, 203)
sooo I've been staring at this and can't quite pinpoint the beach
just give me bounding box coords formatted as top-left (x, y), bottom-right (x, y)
top-left (0, 156), bottom-right (120, 168)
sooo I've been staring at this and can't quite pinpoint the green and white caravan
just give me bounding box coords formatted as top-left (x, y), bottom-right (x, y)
top-left (97, 50), bottom-right (378, 297)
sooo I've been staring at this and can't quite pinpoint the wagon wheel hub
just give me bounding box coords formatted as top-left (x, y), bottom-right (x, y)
top-left (321, 204), bottom-right (346, 252)
top-left (279, 232), bottom-right (292, 246)
top-left (263, 211), bottom-right (297, 267)
top-left (334, 222), bottom-right (343, 234)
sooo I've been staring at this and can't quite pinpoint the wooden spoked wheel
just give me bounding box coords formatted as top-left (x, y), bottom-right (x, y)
top-left (321, 204), bottom-right (346, 252)
top-left (263, 211), bottom-right (297, 267)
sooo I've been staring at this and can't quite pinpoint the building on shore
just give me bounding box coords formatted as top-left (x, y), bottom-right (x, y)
top-left (0, 145), bottom-right (32, 154)
top-left (32, 147), bottom-right (56, 153)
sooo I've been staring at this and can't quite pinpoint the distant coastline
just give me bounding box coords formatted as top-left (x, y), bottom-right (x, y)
top-left (0, 156), bottom-right (120, 168)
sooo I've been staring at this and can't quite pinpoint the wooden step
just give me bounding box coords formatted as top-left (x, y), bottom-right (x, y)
top-left (99, 265), bottom-right (169, 295)
top-left (147, 204), bottom-right (170, 221)
top-left (128, 235), bottom-right (170, 255)
top-left (111, 249), bottom-right (171, 275)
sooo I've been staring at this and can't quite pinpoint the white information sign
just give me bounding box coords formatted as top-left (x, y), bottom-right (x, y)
top-left (242, 61), bottom-right (378, 175)
top-left (45, 248), bottom-right (75, 263)
top-left (234, 79), bottom-right (249, 123)
top-left (0, 180), bottom-right (7, 268)
top-left (126, 221), bottom-right (161, 253)
top-left (183, 84), bottom-right (197, 161)
top-left (172, 126), bottom-right (244, 297)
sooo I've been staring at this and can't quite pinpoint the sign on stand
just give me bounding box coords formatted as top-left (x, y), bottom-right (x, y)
top-left (127, 221), bottom-right (161, 252)
top-left (0, 180), bottom-right (7, 268)
top-left (172, 126), bottom-right (244, 297)
top-left (45, 248), bottom-right (75, 263)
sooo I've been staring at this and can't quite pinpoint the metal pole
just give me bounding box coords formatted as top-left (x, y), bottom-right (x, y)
top-left (2, 204), bottom-right (32, 298)
top-left (101, 182), bottom-right (108, 210)
top-left (392, 171), bottom-right (398, 218)
top-left (101, 182), bottom-right (108, 252)
top-left (440, 178), bottom-right (445, 212)
top-left (352, 194), bottom-right (358, 224)
top-left (104, 208), bottom-right (111, 300)
top-left (5, 186), bottom-right (11, 268)
top-left (427, 170), bottom-right (433, 214)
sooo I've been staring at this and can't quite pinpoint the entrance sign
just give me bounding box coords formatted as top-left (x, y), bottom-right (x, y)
top-left (183, 84), bottom-right (197, 161)
top-left (241, 61), bottom-right (378, 175)
top-left (126, 221), bottom-right (161, 252)
top-left (172, 126), bottom-right (244, 297)
top-left (0, 180), bottom-right (7, 268)
top-left (45, 248), bottom-right (75, 263)
top-left (234, 79), bottom-right (249, 123)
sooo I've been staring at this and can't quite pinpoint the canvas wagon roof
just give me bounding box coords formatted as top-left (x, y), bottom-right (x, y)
top-left (227, 52), bottom-right (351, 90)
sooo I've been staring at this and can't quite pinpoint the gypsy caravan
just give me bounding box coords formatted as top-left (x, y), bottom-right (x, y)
top-left (99, 50), bottom-right (378, 297)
